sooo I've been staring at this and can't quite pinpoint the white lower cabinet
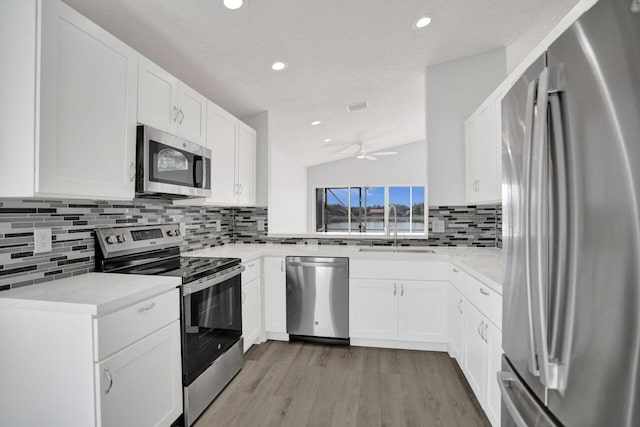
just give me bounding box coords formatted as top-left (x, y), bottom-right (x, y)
top-left (96, 321), bottom-right (182, 427)
top-left (349, 276), bottom-right (448, 345)
top-left (242, 277), bottom-right (262, 352)
top-left (262, 256), bottom-right (287, 337)
top-left (450, 264), bottom-right (502, 427)
top-left (350, 278), bottom-right (398, 340)
top-left (448, 285), bottom-right (465, 363)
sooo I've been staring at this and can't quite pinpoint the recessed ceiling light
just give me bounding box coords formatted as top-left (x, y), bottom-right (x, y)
top-left (223, 0), bottom-right (244, 10)
top-left (311, 120), bottom-right (322, 126)
top-left (271, 61), bottom-right (288, 71)
top-left (323, 138), bottom-right (332, 143)
top-left (414, 16), bottom-right (432, 29)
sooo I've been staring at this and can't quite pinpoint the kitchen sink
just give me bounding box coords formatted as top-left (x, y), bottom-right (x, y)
top-left (358, 247), bottom-right (436, 254)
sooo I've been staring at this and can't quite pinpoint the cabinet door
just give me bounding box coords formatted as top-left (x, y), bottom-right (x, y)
top-left (95, 321), bottom-right (182, 427)
top-left (463, 303), bottom-right (487, 403)
top-left (206, 101), bottom-right (238, 205)
top-left (263, 257), bottom-right (286, 334)
top-left (236, 123), bottom-right (257, 206)
top-left (449, 285), bottom-right (465, 364)
top-left (464, 115), bottom-right (479, 202)
top-left (38, 0), bottom-right (137, 199)
top-left (138, 56), bottom-right (178, 135)
top-left (177, 83), bottom-right (206, 145)
top-left (349, 278), bottom-right (398, 340)
top-left (398, 280), bottom-right (447, 342)
top-left (475, 102), bottom-right (498, 201)
top-left (484, 320), bottom-right (502, 427)
top-left (242, 277), bottom-right (262, 352)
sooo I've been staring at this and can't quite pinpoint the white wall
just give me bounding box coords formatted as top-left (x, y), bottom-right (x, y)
top-left (308, 140), bottom-right (426, 188)
top-left (268, 144), bottom-right (307, 234)
top-left (425, 48), bottom-right (506, 206)
top-left (241, 111), bottom-right (268, 207)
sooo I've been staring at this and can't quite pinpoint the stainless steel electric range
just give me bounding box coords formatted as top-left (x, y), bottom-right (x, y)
top-left (95, 224), bottom-right (244, 427)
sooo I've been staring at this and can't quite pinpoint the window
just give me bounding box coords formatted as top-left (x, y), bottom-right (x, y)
top-left (315, 185), bottom-right (426, 235)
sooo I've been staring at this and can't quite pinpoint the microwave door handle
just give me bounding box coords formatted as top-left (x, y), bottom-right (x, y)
top-left (193, 156), bottom-right (203, 188)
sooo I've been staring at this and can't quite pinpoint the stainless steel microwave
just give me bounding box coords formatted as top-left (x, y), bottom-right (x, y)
top-left (136, 125), bottom-right (211, 199)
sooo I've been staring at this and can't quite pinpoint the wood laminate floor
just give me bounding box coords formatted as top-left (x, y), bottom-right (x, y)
top-left (195, 341), bottom-right (491, 427)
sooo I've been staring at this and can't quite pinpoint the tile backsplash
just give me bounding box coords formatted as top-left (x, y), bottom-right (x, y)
top-left (0, 199), bottom-right (501, 290)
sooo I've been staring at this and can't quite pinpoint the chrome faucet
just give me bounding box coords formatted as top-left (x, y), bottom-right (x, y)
top-left (389, 204), bottom-right (398, 249)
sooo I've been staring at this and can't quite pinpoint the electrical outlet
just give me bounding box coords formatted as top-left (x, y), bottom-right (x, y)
top-left (215, 220), bottom-right (222, 232)
top-left (34, 228), bottom-right (52, 253)
top-left (257, 220), bottom-right (265, 232)
top-left (432, 219), bottom-right (445, 233)
top-left (179, 223), bottom-right (186, 236)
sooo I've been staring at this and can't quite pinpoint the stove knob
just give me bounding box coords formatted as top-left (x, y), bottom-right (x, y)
top-left (174, 229), bottom-right (181, 236)
top-left (117, 235), bottom-right (126, 243)
top-left (106, 235), bottom-right (117, 244)
top-left (167, 230), bottom-right (175, 237)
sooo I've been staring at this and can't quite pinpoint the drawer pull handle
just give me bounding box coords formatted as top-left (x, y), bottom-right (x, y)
top-left (452, 268), bottom-right (460, 273)
top-left (138, 302), bottom-right (156, 313)
top-left (480, 288), bottom-right (490, 296)
top-left (104, 369), bottom-right (113, 395)
top-left (393, 283), bottom-right (397, 296)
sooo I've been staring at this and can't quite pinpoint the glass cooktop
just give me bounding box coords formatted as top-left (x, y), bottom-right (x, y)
top-left (123, 256), bottom-right (241, 283)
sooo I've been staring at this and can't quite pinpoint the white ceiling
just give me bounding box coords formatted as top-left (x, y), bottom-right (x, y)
top-left (62, 0), bottom-right (579, 166)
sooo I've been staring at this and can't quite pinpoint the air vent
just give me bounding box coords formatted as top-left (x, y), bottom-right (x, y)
top-left (346, 101), bottom-right (369, 113)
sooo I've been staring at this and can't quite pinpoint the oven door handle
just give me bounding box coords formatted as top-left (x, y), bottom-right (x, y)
top-left (182, 265), bottom-right (245, 296)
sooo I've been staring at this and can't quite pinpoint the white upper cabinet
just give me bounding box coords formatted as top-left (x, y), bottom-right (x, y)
top-left (177, 83), bottom-right (207, 145)
top-left (205, 101), bottom-right (257, 206)
top-left (206, 102), bottom-right (239, 204)
top-left (465, 96), bottom-right (500, 204)
top-left (137, 56), bottom-right (179, 135)
top-left (236, 123), bottom-right (257, 205)
top-left (138, 57), bottom-right (206, 146)
top-left (37, 0), bottom-right (137, 199)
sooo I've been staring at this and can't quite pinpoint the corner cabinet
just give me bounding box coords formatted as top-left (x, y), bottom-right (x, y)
top-left (138, 56), bottom-right (206, 146)
top-left (0, 0), bottom-right (138, 199)
top-left (205, 101), bottom-right (257, 206)
top-left (465, 91), bottom-right (502, 204)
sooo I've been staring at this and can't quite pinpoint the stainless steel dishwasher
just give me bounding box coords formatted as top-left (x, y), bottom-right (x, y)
top-left (285, 256), bottom-right (349, 344)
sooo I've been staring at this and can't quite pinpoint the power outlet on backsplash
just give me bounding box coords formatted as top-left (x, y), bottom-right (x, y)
top-left (431, 219), bottom-right (445, 233)
top-left (215, 220), bottom-right (222, 232)
top-left (257, 220), bottom-right (265, 232)
top-left (179, 223), bottom-right (186, 236)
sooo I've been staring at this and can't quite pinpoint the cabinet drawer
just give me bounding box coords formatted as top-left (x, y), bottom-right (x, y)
top-left (94, 289), bottom-right (180, 361)
top-left (242, 258), bottom-right (261, 284)
top-left (450, 265), bottom-right (501, 330)
top-left (350, 260), bottom-right (448, 281)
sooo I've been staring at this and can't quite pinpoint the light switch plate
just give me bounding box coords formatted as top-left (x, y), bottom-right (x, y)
top-left (179, 223), bottom-right (186, 236)
top-left (215, 220), bottom-right (222, 232)
top-left (432, 219), bottom-right (445, 233)
top-left (257, 220), bottom-right (265, 232)
top-left (34, 228), bottom-right (52, 253)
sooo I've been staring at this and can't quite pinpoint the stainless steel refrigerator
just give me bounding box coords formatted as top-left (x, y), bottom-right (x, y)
top-left (500, 0), bottom-right (640, 425)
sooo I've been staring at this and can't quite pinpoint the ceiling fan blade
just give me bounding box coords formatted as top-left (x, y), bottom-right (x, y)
top-left (369, 151), bottom-right (397, 156)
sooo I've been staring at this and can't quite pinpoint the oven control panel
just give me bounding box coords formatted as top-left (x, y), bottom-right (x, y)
top-left (96, 225), bottom-right (182, 258)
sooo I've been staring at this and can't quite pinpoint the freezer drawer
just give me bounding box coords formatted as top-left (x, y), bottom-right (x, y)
top-left (285, 256), bottom-right (349, 341)
top-left (499, 356), bottom-right (559, 427)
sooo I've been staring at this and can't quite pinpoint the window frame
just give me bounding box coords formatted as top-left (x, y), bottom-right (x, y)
top-left (313, 185), bottom-right (427, 236)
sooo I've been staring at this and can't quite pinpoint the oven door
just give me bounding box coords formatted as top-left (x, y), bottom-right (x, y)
top-left (137, 125), bottom-right (211, 198)
top-left (181, 266), bottom-right (243, 386)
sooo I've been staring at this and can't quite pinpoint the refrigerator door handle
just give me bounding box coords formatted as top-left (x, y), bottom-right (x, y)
top-left (497, 371), bottom-right (529, 427)
top-left (530, 67), bottom-right (559, 389)
top-left (523, 78), bottom-right (540, 377)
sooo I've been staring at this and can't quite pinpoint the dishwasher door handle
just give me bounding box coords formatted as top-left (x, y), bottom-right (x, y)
top-left (287, 261), bottom-right (346, 268)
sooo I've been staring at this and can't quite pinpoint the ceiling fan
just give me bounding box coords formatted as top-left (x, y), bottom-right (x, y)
top-left (329, 142), bottom-right (397, 161)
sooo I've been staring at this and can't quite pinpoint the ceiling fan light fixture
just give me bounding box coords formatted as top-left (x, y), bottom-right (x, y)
top-left (414, 16), bottom-right (432, 29)
top-left (356, 154), bottom-right (366, 159)
top-left (323, 138), bottom-right (332, 143)
top-left (311, 120), bottom-right (322, 126)
top-left (223, 0), bottom-right (245, 10)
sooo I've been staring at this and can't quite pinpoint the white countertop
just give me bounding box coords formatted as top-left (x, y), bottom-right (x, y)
top-left (185, 244), bottom-right (503, 294)
top-left (0, 273), bottom-right (181, 316)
